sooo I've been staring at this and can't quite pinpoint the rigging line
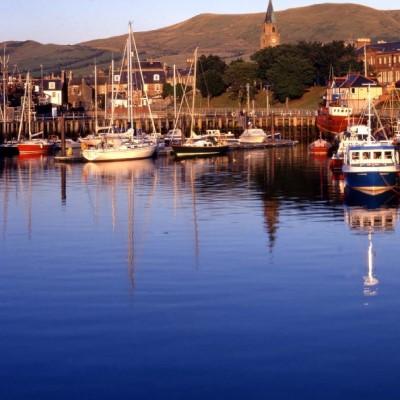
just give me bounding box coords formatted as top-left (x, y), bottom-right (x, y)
top-left (173, 62), bottom-right (194, 132)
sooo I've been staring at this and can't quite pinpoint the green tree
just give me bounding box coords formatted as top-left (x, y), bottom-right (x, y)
top-left (197, 54), bottom-right (227, 99)
top-left (223, 60), bottom-right (259, 104)
top-left (266, 53), bottom-right (315, 102)
top-left (162, 83), bottom-right (189, 100)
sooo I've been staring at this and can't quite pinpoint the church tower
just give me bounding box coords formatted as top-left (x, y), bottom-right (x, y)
top-left (260, 0), bottom-right (280, 49)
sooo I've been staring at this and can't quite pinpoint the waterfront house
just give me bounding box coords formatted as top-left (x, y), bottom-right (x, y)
top-left (326, 74), bottom-right (382, 114)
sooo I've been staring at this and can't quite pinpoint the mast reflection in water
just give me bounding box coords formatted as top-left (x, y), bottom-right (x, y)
top-left (2, 146), bottom-right (400, 399)
top-left (345, 188), bottom-right (399, 297)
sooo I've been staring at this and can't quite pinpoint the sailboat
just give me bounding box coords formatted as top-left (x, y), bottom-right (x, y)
top-left (17, 72), bottom-right (53, 155)
top-left (171, 48), bottom-right (229, 158)
top-left (82, 22), bottom-right (157, 162)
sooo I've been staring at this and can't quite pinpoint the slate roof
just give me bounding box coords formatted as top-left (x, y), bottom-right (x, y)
top-left (265, 0), bottom-right (276, 24)
top-left (333, 74), bottom-right (378, 88)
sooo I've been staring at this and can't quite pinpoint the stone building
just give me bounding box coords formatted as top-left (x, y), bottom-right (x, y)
top-left (260, 0), bottom-right (280, 49)
top-left (356, 40), bottom-right (400, 86)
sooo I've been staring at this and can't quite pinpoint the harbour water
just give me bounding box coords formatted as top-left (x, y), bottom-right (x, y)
top-left (1, 146), bottom-right (400, 399)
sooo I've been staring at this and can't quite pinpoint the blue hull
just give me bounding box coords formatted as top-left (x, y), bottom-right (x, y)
top-left (344, 171), bottom-right (398, 194)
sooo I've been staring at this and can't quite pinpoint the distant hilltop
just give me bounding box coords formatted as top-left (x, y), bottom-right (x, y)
top-left (2, 3), bottom-right (400, 75)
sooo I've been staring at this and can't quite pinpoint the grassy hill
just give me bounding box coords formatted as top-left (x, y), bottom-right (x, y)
top-left (2, 3), bottom-right (400, 75)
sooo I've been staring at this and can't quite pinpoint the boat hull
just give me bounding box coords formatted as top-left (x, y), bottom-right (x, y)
top-left (0, 143), bottom-right (19, 156)
top-left (344, 170), bottom-right (398, 195)
top-left (82, 144), bottom-right (157, 162)
top-left (17, 142), bottom-right (53, 155)
top-left (172, 144), bottom-right (230, 158)
top-left (316, 112), bottom-right (348, 135)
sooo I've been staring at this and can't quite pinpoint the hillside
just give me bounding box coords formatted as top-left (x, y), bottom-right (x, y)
top-left (2, 3), bottom-right (400, 75)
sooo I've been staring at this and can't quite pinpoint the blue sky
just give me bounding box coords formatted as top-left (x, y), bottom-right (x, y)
top-left (0, 0), bottom-right (398, 44)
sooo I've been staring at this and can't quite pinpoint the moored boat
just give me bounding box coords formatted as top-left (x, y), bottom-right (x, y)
top-left (343, 143), bottom-right (399, 195)
top-left (309, 137), bottom-right (331, 154)
top-left (239, 128), bottom-right (268, 144)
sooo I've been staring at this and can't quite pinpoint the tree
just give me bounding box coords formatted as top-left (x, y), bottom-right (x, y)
top-left (223, 60), bottom-right (259, 104)
top-left (198, 54), bottom-right (227, 75)
top-left (162, 82), bottom-right (190, 100)
top-left (197, 54), bottom-right (227, 99)
top-left (197, 70), bottom-right (226, 98)
top-left (266, 53), bottom-right (315, 102)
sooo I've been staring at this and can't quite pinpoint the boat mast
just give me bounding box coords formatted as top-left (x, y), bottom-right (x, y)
top-left (94, 61), bottom-right (98, 133)
top-left (111, 57), bottom-right (115, 128)
top-left (130, 22), bottom-right (156, 134)
top-left (17, 74), bottom-right (28, 142)
top-left (190, 48), bottom-right (198, 139)
top-left (27, 72), bottom-right (32, 140)
top-left (2, 45), bottom-right (7, 138)
top-left (127, 22), bottom-right (134, 131)
top-left (173, 64), bottom-right (177, 122)
top-left (367, 84), bottom-right (371, 143)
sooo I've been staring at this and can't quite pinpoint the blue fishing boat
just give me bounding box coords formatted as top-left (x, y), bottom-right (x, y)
top-left (343, 143), bottom-right (399, 195)
top-left (342, 83), bottom-right (400, 195)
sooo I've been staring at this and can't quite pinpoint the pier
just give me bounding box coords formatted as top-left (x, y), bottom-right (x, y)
top-left (0, 108), bottom-right (318, 142)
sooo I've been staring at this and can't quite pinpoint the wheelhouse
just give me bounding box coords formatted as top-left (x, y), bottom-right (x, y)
top-left (345, 145), bottom-right (399, 167)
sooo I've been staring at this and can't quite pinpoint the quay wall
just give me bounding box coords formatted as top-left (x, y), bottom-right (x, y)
top-left (0, 110), bottom-right (318, 142)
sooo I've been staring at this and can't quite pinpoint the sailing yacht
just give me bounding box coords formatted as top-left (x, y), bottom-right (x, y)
top-left (17, 72), bottom-right (53, 155)
top-left (171, 48), bottom-right (229, 158)
top-left (82, 23), bottom-right (157, 162)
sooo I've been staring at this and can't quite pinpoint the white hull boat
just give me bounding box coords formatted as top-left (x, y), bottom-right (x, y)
top-left (82, 143), bottom-right (157, 162)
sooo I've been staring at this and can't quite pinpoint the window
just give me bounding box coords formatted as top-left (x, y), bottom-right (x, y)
top-left (384, 57), bottom-right (387, 64)
top-left (362, 152), bottom-right (370, 160)
top-left (153, 74), bottom-right (160, 81)
top-left (351, 88), bottom-right (355, 94)
top-left (384, 151), bottom-right (393, 159)
top-left (373, 151), bottom-right (382, 160)
top-left (49, 82), bottom-right (56, 90)
top-left (51, 91), bottom-right (57, 98)
top-left (379, 57), bottom-right (382, 65)
top-left (352, 152), bottom-right (360, 161)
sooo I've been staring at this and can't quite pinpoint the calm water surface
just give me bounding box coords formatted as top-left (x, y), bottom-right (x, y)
top-left (1, 146), bottom-right (400, 399)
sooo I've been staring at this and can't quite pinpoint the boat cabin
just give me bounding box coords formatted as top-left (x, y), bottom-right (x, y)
top-left (345, 145), bottom-right (398, 167)
top-left (328, 106), bottom-right (352, 117)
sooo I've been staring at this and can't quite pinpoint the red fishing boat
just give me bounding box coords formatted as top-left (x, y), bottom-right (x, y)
top-left (316, 105), bottom-right (352, 135)
top-left (309, 137), bottom-right (331, 154)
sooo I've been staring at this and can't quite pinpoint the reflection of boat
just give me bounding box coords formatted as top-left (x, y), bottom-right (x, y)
top-left (83, 159), bottom-right (155, 180)
top-left (345, 191), bottom-right (399, 298)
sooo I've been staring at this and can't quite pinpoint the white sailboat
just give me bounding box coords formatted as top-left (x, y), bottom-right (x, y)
top-left (82, 22), bottom-right (157, 162)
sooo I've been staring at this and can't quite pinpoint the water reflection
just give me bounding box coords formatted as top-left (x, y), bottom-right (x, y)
top-left (344, 189), bottom-right (400, 297)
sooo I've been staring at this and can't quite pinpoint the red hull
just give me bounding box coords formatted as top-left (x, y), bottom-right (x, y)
top-left (18, 143), bottom-right (52, 155)
top-left (316, 109), bottom-right (349, 135)
top-left (329, 157), bottom-right (343, 171)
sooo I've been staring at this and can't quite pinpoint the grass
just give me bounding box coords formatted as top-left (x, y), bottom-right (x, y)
top-left (194, 86), bottom-right (324, 110)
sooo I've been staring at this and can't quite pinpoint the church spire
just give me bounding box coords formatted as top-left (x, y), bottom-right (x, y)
top-left (260, 0), bottom-right (280, 49)
top-left (265, 0), bottom-right (276, 24)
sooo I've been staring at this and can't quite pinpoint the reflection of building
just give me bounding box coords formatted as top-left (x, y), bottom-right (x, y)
top-left (345, 201), bottom-right (399, 297)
